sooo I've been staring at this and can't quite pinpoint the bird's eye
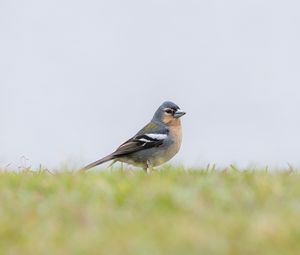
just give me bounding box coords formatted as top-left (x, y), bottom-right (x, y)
top-left (165, 109), bottom-right (173, 114)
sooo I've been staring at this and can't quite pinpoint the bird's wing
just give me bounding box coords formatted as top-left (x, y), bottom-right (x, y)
top-left (111, 122), bottom-right (169, 157)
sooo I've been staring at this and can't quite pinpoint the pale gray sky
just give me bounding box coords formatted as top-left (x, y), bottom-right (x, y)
top-left (1, 0), bottom-right (300, 169)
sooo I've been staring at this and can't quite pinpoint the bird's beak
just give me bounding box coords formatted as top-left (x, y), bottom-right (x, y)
top-left (173, 109), bottom-right (186, 118)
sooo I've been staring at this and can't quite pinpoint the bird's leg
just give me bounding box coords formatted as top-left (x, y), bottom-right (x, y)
top-left (120, 162), bottom-right (124, 172)
top-left (142, 162), bottom-right (149, 173)
top-left (143, 165), bottom-right (148, 172)
top-left (108, 160), bottom-right (117, 172)
top-left (146, 161), bottom-right (153, 175)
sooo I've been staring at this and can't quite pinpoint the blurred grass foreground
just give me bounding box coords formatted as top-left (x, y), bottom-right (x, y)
top-left (1, 167), bottom-right (300, 255)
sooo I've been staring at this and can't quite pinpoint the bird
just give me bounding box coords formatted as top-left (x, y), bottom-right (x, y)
top-left (81, 101), bottom-right (186, 172)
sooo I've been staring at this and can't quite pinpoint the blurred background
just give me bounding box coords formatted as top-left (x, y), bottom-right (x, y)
top-left (1, 0), bottom-right (300, 170)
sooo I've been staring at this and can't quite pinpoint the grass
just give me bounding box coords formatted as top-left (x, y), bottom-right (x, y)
top-left (1, 167), bottom-right (300, 255)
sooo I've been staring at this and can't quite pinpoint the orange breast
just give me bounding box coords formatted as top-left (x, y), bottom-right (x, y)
top-left (168, 119), bottom-right (182, 156)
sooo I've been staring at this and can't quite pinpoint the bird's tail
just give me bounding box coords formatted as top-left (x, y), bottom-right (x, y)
top-left (80, 154), bottom-right (114, 172)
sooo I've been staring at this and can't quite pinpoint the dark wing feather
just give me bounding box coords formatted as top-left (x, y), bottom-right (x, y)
top-left (112, 135), bottom-right (163, 157)
top-left (81, 122), bottom-right (168, 171)
top-left (111, 122), bottom-right (168, 158)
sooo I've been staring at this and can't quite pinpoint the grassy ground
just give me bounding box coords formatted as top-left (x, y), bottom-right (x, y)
top-left (1, 167), bottom-right (300, 255)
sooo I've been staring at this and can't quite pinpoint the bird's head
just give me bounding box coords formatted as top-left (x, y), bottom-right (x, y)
top-left (152, 101), bottom-right (186, 125)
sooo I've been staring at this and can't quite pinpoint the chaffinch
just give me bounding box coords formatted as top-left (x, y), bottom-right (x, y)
top-left (82, 101), bottom-right (186, 172)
